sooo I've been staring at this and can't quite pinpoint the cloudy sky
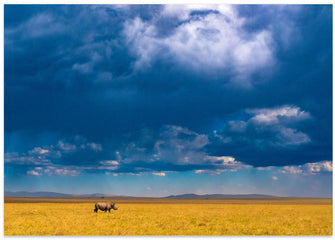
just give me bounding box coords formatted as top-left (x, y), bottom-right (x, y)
top-left (4, 4), bottom-right (332, 197)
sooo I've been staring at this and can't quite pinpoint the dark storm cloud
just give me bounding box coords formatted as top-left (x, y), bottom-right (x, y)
top-left (5, 125), bottom-right (250, 176)
top-left (4, 5), bottom-right (332, 175)
top-left (206, 105), bottom-right (331, 167)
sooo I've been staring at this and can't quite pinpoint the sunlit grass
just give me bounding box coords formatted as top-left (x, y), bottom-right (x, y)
top-left (4, 200), bottom-right (332, 235)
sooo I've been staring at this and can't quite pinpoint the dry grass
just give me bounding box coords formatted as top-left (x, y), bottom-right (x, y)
top-left (4, 198), bottom-right (332, 236)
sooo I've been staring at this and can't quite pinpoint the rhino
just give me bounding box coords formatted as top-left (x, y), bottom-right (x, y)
top-left (94, 202), bottom-right (118, 213)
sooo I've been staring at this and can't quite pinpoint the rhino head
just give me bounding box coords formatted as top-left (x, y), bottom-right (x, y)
top-left (112, 203), bottom-right (118, 210)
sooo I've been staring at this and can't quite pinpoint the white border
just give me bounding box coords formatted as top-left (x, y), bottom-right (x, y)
top-left (2, 1), bottom-right (334, 240)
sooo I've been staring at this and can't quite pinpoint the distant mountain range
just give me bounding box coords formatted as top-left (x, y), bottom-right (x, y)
top-left (4, 191), bottom-right (107, 198)
top-left (5, 191), bottom-right (276, 198)
top-left (166, 193), bottom-right (276, 198)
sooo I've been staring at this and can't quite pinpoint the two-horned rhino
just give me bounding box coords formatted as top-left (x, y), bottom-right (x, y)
top-left (94, 202), bottom-right (118, 213)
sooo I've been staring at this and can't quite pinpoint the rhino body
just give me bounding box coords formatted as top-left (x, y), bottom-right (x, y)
top-left (94, 202), bottom-right (118, 213)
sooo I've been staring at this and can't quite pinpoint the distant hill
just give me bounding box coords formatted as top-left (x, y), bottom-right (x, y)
top-left (77, 193), bottom-right (107, 197)
top-left (4, 191), bottom-right (74, 198)
top-left (165, 193), bottom-right (276, 198)
top-left (4, 191), bottom-right (111, 198)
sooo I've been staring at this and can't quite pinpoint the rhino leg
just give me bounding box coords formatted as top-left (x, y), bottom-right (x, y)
top-left (94, 203), bottom-right (99, 213)
top-left (108, 209), bottom-right (111, 213)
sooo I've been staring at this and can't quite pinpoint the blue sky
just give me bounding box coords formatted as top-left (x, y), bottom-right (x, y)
top-left (4, 4), bottom-right (332, 197)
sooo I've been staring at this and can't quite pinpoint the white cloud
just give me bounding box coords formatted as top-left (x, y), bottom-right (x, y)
top-left (248, 105), bottom-right (311, 125)
top-left (205, 155), bottom-right (235, 164)
top-left (305, 161), bottom-right (333, 174)
top-left (194, 169), bottom-right (222, 175)
top-left (280, 161), bottom-right (332, 175)
top-left (105, 171), bottom-right (119, 176)
top-left (281, 165), bottom-right (303, 174)
top-left (4, 152), bottom-right (50, 165)
top-left (100, 160), bottom-right (119, 165)
top-left (27, 170), bottom-right (40, 176)
top-left (276, 127), bottom-right (310, 146)
top-left (30, 147), bottom-right (49, 155)
top-left (87, 142), bottom-right (103, 151)
top-left (58, 137), bottom-right (103, 153)
top-left (152, 172), bottom-right (166, 176)
top-left (58, 140), bottom-right (76, 152)
top-left (257, 166), bottom-right (274, 171)
top-left (123, 17), bottom-right (157, 69)
top-left (44, 166), bottom-right (79, 176)
top-left (195, 155), bottom-right (251, 174)
top-left (123, 5), bottom-right (275, 87)
top-left (98, 160), bottom-right (119, 171)
top-left (272, 176), bottom-right (278, 181)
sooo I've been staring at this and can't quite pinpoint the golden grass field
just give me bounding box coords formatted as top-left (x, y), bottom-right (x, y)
top-left (4, 197), bottom-right (332, 235)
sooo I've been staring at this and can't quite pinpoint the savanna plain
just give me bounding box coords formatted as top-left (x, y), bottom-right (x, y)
top-left (4, 197), bottom-right (332, 235)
